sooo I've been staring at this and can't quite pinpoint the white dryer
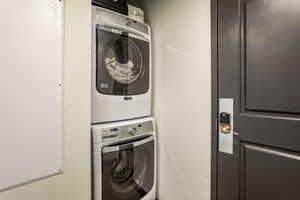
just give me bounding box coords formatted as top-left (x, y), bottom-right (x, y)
top-left (92, 117), bottom-right (156, 200)
top-left (92, 6), bottom-right (152, 124)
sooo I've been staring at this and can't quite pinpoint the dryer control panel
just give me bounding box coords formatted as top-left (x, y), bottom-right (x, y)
top-left (100, 120), bottom-right (154, 142)
top-left (94, 7), bottom-right (149, 35)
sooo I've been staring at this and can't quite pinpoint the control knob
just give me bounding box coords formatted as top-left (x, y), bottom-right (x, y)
top-left (128, 127), bottom-right (137, 136)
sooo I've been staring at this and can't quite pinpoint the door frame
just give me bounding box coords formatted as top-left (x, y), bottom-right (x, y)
top-left (211, 0), bottom-right (218, 199)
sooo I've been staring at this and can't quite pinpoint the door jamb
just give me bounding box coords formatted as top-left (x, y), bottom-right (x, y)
top-left (211, 0), bottom-right (218, 199)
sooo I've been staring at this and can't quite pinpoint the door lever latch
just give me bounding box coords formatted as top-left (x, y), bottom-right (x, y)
top-left (220, 112), bottom-right (231, 134)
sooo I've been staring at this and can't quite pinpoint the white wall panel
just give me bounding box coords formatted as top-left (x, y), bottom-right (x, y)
top-left (0, 0), bottom-right (91, 199)
top-left (0, 0), bottom-right (64, 191)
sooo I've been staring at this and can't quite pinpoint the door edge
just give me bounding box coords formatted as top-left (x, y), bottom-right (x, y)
top-left (211, 0), bottom-right (219, 199)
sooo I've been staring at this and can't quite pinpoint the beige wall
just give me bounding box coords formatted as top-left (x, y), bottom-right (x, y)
top-left (0, 0), bottom-right (92, 199)
top-left (145, 1), bottom-right (211, 200)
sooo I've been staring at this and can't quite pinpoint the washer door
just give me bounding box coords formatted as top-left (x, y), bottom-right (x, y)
top-left (102, 137), bottom-right (154, 200)
top-left (96, 25), bottom-right (150, 96)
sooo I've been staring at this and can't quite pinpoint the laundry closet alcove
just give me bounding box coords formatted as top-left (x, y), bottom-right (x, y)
top-left (0, 0), bottom-right (64, 191)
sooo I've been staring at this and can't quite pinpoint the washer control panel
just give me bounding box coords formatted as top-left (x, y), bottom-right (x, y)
top-left (101, 120), bottom-right (153, 142)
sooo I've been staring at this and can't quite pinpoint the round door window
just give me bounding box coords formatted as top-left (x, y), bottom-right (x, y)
top-left (104, 36), bottom-right (143, 85)
top-left (110, 148), bottom-right (148, 194)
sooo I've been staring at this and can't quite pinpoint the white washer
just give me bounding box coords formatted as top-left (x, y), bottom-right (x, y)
top-left (92, 6), bottom-right (152, 124)
top-left (92, 117), bottom-right (156, 200)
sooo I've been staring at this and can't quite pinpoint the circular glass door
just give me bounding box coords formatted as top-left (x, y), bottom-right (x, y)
top-left (101, 139), bottom-right (154, 200)
top-left (104, 35), bottom-right (143, 85)
top-left (110, 148), bottom-right (149, 194)
top-left (96, 26), bottom-right (150, 96)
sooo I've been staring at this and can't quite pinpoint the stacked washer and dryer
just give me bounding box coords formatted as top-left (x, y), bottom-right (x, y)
top-left (91, 2), bottom-right (156, 200)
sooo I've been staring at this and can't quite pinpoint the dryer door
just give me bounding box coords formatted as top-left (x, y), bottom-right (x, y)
top-left (96, 25), bottom-right (150, 96)
top-left (102, 136), bottom-right (154, 200)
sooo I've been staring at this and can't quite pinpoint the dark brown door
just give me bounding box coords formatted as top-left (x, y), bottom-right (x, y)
top-left (216, 0), bottom-right (300, 200)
